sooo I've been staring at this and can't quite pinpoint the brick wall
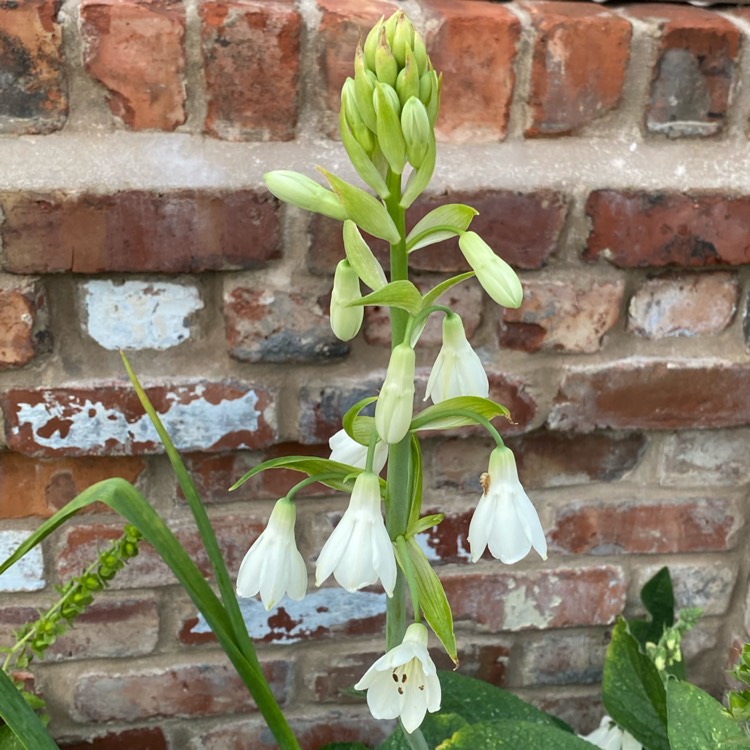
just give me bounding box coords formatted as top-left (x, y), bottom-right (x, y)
top-left (1, 0), bottom-right (750, 747)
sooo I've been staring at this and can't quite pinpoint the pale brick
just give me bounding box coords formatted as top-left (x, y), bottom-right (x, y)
top-left (0, 529), bottom-right (44, 592)
top-left (628, 272), bottom-right (738, 338)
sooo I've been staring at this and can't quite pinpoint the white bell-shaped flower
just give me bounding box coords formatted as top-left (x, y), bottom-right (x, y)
top-left (236, 497), bottom-right (307, 610)
top-left (375, 343), bottom-right (415, 444)
top-left (468, 445), bottom-right (547, 564)
top-left (315, 471), bottom-right (396, 596)
top-left (328, 428), bottom-right (388, 473)
top-left (424, 313), bottom-right (489, 404)
top-left (355, 622), bottom-right (441, 733)
top-left (580, 716), bottom-right (643, 750)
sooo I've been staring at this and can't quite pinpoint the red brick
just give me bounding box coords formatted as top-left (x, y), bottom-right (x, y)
top-left (80, 0), bottom-right (186, 130)
top-left (309, 647), bottom-right (384, 703)
top-left (442, 565), bottom-right (626, 632)
top-left (628, 4), bottom-right (740, 138)
top-left (0, 453), bottom-right (145, 518)
top-left (225, 283), bottom-right (348, 363)
top-left (0, 598), bottom-right (159, 660)
top-left (71, 657), bottom-right (291, 721)
top-left (364, 275), bottom-right (483, 347)
top-left (316, 0), bottom-right (396, 119)
top-left (424, 0), bottom-right (520, 141)
top-left (549, 497), bottom-right (741, 555)
top-left (628, 272), bottom-right (738, 338)
top-left (0, 0), bottom-right (66, 133)
top-left (531, 690), bottom-right (605, 736)
top-left (58, 728), bottom-right (168, 750)
top-left (0, 190), bottom-right (280, 274)
top-left (256, 443), bottom-right (331, 499)
top-left (550, 359), bottom-right (750, 431)
top-left (55, 515), bottom-right (265, 589)
top-left (2, 381), bottom-right (277, 457)
top-left (308, 190), bottom-right (566, 277)
top-left (429, 430), bottom-right (646, 492)
top-left (201, 0), bottom-right (301, 141)
top-left (500, 278), bottom-right (624, 353)
top-left (0, 282), bottom-right (49, 368)
top-left (524, 2), bottom-right (631, 137)
top-left (585, 191), bottom-right (750, 268)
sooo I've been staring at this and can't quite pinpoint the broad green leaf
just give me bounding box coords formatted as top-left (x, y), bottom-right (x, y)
top-left (667, 680), bottom-right (748, 750)
top-left (0, 724), bottom-right (27, 750)
top-left (602, 619), bottom-right (669, 750)
top-left (0, 670), bottom-right (57, 750)
top-left (406, 204), bottom-right (479, 252)
top-left (377, 712), bottom-right (468, 750)
top-left (320, 168), bottom-right (400, 244)
top-left (436, 719), bottom-right (592, 749)
top-left (230, 456), bottom-right (363, 494)
top-left (401, 538), bottom-right (456, 664)
top-left (343, 220), bottom-right (388, 291)
top-left (342, 396), bottom-right (379, 444)
top-left (348, 280), bottom-right (423, 316)
top-left (400, 132), bottom-right (436, 209)
top-left (411, 397), bottom-right (510, 432)
top-left (629, 566), bottom-right (674, 649)
top-left (420, 272), bottom-right (476, 312)
top-left (438, 671), bottom-right (570, 731)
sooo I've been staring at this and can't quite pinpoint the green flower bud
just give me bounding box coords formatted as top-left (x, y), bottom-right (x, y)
top-left (264, 170), bottom-right (347, 222)
top-left (330, 259), bottom-right (364, 341)
top-left (401, 97), bottom-right (431, 169)
top-left (354, 47), bottom-right (378, 132)
top-left (392, 12), bottom-right (414, 68)
top-left (342, 78), bottom-right (375, 154)
top-left (375, 343), bottom-right (416, 444)
top-left (396, 49), bottom-right (420, 108)
top-left (364, 16), bottom-right (384, 71)
top-left (375, 26), bottom-right (398, 87)
top-left (419, 69), bottom-right (441, 128)
top-left (384, 11), bottom-right (399, 48)
top-left (458, 231), bottom-right (523, 308)
top-left (413, 31), bottom-right (428, 76)
top-left (374, 84), bottom-right (406, 174)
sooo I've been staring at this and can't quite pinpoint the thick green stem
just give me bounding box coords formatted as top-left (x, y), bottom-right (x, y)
top-left (384, 168), bottom-right (411, 650)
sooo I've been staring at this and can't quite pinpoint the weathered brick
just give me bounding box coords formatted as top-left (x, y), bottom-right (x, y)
top-left (58, 728), bottom-right (168, 750)
top-left (429, 431), bottom-right (646, 491)
top-left (309, 647), bottom-right (384, 703)
top-left (442, 565), bottom-right (626, 632)
top-left (424, 0), bottom-right (520, 141)
top-left (0, 453), bottom-right (145, 518)
top-left (628, 4), bottom-right (740, 138)
top-left (307, 190), bottom-right (566, 277)
top-left (585, 191), bottom-right (750, 268)
top-left (364, 276), bottom-right (483, 347)
top-left (515, 629), bottom-right (610, 687)
top-left (0, 282), bottom-right (49, 368)
top-left (531, 690), bottom-right (605, 736)
top-left (0, 191), bottom-right (280, 274)
top-left (550, 359), bottom-right (750, 431)
top-left (500, 278), bottom-right (624, 353)
top-left (0, 0), bottom-right (66, 133)
top-left (316, 0), bottom-right (396, 119)
top-left (524, 2), bottom-right (631, 136)
top-left (548, 496), bottom-right (741, 555)
top-left (658, 429), bottom-right (750, 487)
top-left (633, 561), bottom-right (735, 616)
top-left (0, 598), bottom-right (159, 660)
top-left (82, 280), bottom-right (203, 351)
top-left (628, 272), bottom-right (738, 338)
top-left (55, 515), bottom-right (265, 589)
top-left (72, 657), bottom-right (291, 721)
top-left (0, 529), bottom-right (44, 592)
top-left (201, 0), bottom-right (301, 141)
top-left (2, 381), bottom-right (277, 457)
top-left (80, 0), bottom-right (186, 130)
top-left (225, 283), bottom-right (348, 363)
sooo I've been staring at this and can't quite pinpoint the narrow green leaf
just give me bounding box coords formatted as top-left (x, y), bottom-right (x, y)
top-left (343, 220), bottom-right (388, 291)
top-left (436, 719), bottom-right (592, 749)
top-left (667, 680), bottom-right (747, 750)
top-left (406, 204), bottom-right (479, 252)
top-left (342, 396), bottom-right (379, 443)
top-left (0, 670), bottom-right (57, 750)
top-left (402, 538), bottom-right (456, 664)
top-left (602, 619), bottom-right (669, 750)
top-left (0, 724), bottom-right (27, 750)
top-left (407, 434), bottom-right (423, 531)
top-left (421, 272), bottom-right (476, 311)
top-left (230, 456), bottom-right (361, 494)
top-left (411, 397), bottom-right (510, 432)
top-left (348, 280), bottom-right (423, 316)
top-left (409, 513), bottom-right (444, 537)
top-left (400, 133), bottom-right (436, 209)
top-left (319, 168), bottom-right (400, 244)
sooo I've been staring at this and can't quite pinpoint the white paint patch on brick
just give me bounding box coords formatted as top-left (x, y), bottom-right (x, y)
top-left (83, 280), bottom-right (203, 350)
top-left (14, 386), bottom-right (260, 452)
top-left (190, 589), bottom-right (386, 644)
top-left (502, 585), bottom-right (557, 630)
top-left (0, 530), bottom-right (44, 592)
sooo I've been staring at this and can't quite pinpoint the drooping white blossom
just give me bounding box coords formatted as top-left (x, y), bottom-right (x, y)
top-left (375, 343), bottom-right (416, 444)
top-left (315, 471), bottom-right (396, 596)
top-left (328, 429), bottom-right (388, 473)
top-left (236, 498), bottom-right (307, 610)
top-left (579, 716), bottom-right (643, 750)
top-left (355, 622), bottom-right (441, 733)
top-left (468, 445), bottom-right (547, 564)
top-left (424, 313), bottom-right (489, 404)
